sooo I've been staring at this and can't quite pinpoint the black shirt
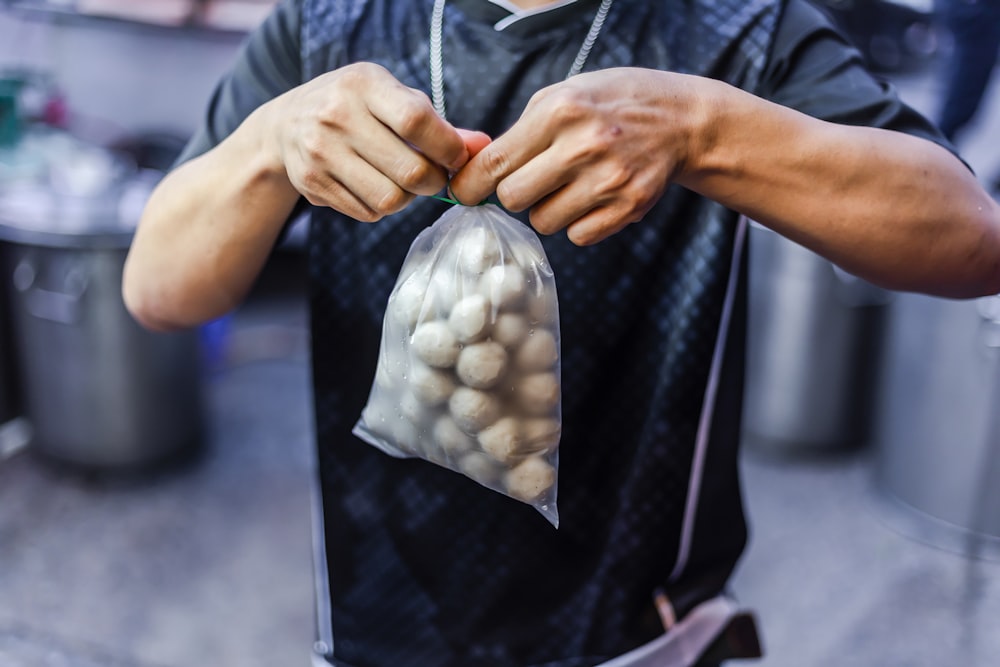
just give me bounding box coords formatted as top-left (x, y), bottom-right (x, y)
top-left (177, 1), bottom-right (950, 665)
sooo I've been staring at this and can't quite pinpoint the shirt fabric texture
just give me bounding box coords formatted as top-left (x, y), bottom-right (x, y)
top-left (177, 1), bottom-right (951, 665)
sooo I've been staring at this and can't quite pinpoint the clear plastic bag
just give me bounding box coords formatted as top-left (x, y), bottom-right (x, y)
top-left (353, 204), bottom-right (561, 526)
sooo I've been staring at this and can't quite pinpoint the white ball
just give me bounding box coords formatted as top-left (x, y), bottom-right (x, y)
top-left (449, 386), bottom-right (501, 432)
top-left (459, 451), bottom-right (501, 486)
top-left (411, 320), bottom-right (460, 368)
top-left (399, 390), bottom-right (428, 425)
top-left (480, 264), bottom-right (526, 309)
top-left (522, 417), bottom-right (561, 453)
top-left (427, 262), bottom-right (478, 315)
top-left (508, 239), bottom-right (544, 268)
top-left (515, 372), bottom-right (560, 416)
top-left (514, 329), bottom-right (558, 372)
top-left (525, 286), bottom-right (558, 326)
top-left (456, 227), bottom-right (501, 275)
top-left (449, 294), bottom-right (492, 343)
top-left (456, 341), bottom-right (508, 390)
top-left (491, 312), bottom-right (529, 348)
top-left (389, 272), bottom-right (433, 332)
top-left (504, 456), bottom-right (556, 502)
top-left (408, 362), bottom-right (456, 406)
top-left (432, 415), bottom-right (476, 457)
top-left (478, 416), bottom-right (524, 464)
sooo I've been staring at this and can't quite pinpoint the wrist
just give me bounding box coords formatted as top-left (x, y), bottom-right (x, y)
top-left (242, 96), bottom-right (296, 191)
top-left (672, 76), bottom-right (737, 189)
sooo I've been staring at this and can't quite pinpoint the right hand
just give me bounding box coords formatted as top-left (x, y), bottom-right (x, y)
top-left (261, 62), bottom-right (489, 222)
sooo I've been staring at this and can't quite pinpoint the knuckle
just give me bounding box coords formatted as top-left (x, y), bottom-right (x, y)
top-left (300, 132), bottom-right (327, 162)
top-left (597, 163), bottom-right (633, 193)
top-left (354, 208), bottom-right (382, 223)
top-left (567, 225), bottom-right (598, 246)
top-left (527, 208), bottom-right (559, 236)
top-left (396, 159), bottom-right (437, 192)
top-left (375, 186), bottom-right (411, 215)
top-left (394, 98), bottom-right (434, 139)
top-left (544, 89), bottom-right (589, 125)
top-left (495, 181), bottom-right (527, 212)
top-left (340, 62), bottom-right (382, 89)
top-left (319, 97), bottom-right (350, 127)
top-left (481, 145), bottom-right (512, 180)
top-left (298, 167), bottom-right (326, 195)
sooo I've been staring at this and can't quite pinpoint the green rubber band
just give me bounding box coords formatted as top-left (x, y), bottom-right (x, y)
top-left (430, 193), bottom-right (491, 207)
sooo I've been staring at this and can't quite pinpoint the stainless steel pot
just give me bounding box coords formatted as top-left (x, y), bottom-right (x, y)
top-left (0, 269), bottom-right (18, 424)
top-left (2, 240), bottom-right (202, 469)
top-left (0, 132), bottom-right (202, 469)
top-left (743, 223), bottom-right (890, 455)
top-left (873, 292), bottom-right (1000, 556)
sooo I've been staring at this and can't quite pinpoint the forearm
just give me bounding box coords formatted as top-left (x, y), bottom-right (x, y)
top-left (123, 104), bottom-right (299, 331)
top-left (679, 79), bottom-right (1000, 298)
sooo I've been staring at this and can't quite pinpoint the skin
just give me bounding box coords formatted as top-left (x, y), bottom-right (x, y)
top-left (123, 61), bottom-right (1000, 332)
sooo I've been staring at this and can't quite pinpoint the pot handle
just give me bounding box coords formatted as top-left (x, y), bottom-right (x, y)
top-left (12, 259), bottom-right (88, 325)
top-left (978, 294), bottom-right (1000, 351)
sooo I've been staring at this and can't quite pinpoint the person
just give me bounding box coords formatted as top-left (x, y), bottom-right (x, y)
top-left (935, 0), bottom-right (1000, 191)
top-left (122, 0), bottom-right (1000, 665)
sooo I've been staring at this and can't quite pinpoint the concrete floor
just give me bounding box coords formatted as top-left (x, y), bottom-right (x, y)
top-left (2, 32), bottom-right (1000, 667)
top-left (4, 266), bottom-right (999, 667)
top-left (0, 265), bottom-right (317, 667)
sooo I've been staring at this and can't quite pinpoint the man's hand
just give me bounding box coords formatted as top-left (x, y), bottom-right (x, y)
top-left (449, 68), bottom-right (702, 245)
top-left (264, 62), bottom-right (489, 221)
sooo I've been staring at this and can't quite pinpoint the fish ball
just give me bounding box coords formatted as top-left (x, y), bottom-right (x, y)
top-left (504, 456), bottom-right (556, 502)
top-left (456, 227), bottom-right (501, 275)
top-left (522, 417), bottom-right (561, 452)
top-left (525, 287), bottom-right (558, 326)
top-left (478, 417), bottom-right (524, 464)
top-left (480, 264), bottom-right (526, 309)
top-left (514, 329), bottom-right (558, 372)
top-left (449, 294), bottom-right (491, 343)
top-left (449, 387), bottom-right (501, 432)
top-left (433, 415), bottom-right (476, 457)
top-left (409, 362), bottom-right (456, 406)
top-left (491, 312), bottom-right (529, 348)
top-left (411, 320), bottom-right (460, 368)
top-left (389, 273), bottom-right (434, 331)
top-left (456, 341), bottom-right (508, 389)
top-left (516, 372), bottom-right (560, 416)
top-left (459, 451), bottom-right (501, 486)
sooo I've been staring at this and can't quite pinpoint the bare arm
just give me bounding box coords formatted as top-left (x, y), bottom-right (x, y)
top-left (123, 63), bottom-right (485, 331)
top-left (450, 68), bottom-right (1000, 298)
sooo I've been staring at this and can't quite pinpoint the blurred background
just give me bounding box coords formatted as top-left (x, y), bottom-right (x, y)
top-left (0, 1), bottom-right (998, 666)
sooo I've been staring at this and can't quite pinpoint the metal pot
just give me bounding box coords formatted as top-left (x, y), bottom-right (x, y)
top-left (873, 292), bottom-right (1000, 557)
top-left (0, 132), bottom-right (202, 470)
top-left (0, 272), bottom-right (18, 424)
top-left (743, 223), bottom-right (890, 455)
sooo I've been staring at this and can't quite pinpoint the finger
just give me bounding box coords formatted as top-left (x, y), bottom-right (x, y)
top-left (562, 205), bottom-right (635, 246)
top-left (349, 121), bottom-right (451, 197)
top-left (366, 85), bottom-right (470, 171)
top-left (493, 149), bottom-right (574, 217)
top-left (294, 150), bottom-right (414, 221)
top-left (457, 129), bottom-right (492, 159)
top-left (450, 121), bottom-right (551, 206)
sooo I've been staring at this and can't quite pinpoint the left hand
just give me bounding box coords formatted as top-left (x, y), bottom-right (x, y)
top-left (449, 67), bottom-right (701, 245)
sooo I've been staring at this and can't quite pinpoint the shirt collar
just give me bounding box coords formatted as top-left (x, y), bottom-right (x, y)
top-left (450, 0), bottom-right (604, 35)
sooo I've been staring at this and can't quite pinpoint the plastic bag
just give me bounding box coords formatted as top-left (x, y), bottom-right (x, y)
top-left (353, 204), bottom-right (561, 527)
